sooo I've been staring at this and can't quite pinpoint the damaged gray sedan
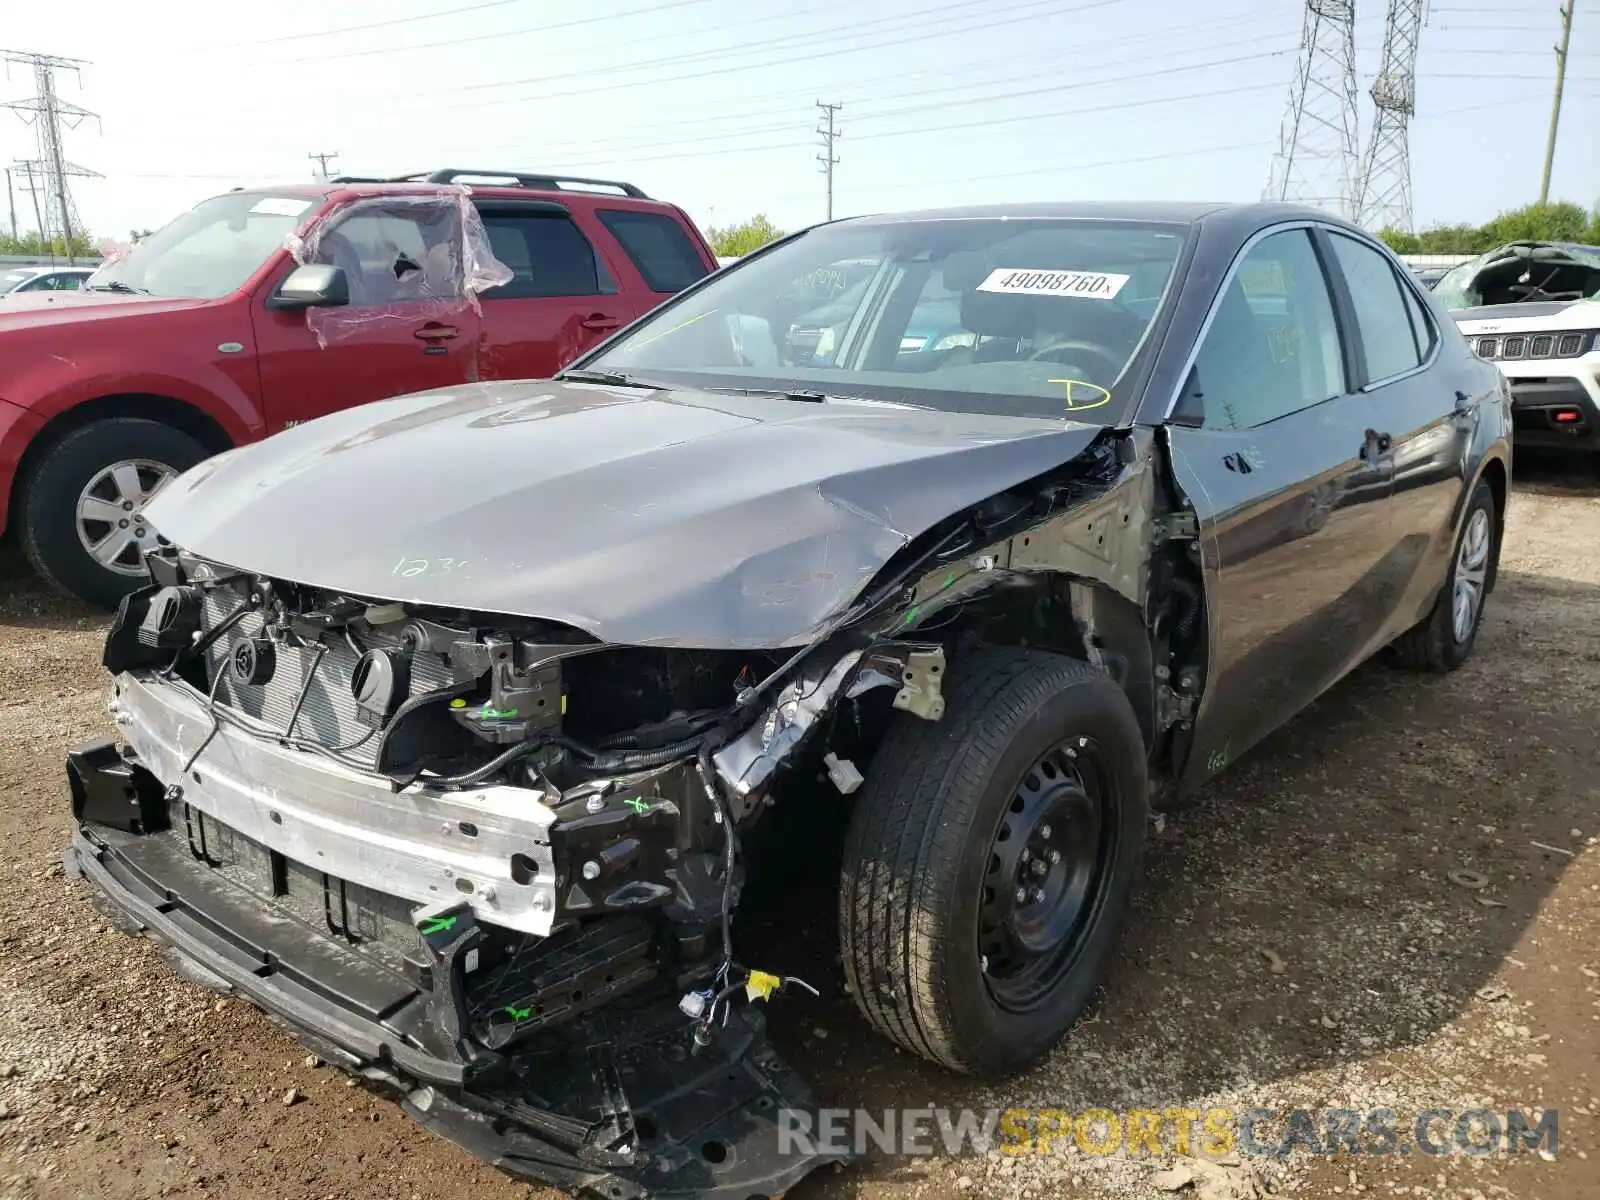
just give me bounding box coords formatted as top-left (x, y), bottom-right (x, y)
top-left (66, 201), bottom-right (1512, 1199)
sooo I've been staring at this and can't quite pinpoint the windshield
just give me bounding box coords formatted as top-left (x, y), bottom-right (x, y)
top-left (89, 191), bottom-right (322, 300)
top-left (0, 270), bottom-right (40, 294)
top-left (584, 218), bottom-right (1190, 422)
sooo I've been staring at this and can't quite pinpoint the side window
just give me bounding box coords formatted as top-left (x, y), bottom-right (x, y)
top-left (477, 211), bottom-right (615, 299)
top-left (60, 273), bottom-right (86, 291)
top-left (1399, 276), bottom-right (1436, 359)
top-left (313, 210), bottom-right (453, 308)
top-left (1328, 232), bottom-right (1423, 382)
top-left (596, 209), bottom-right (710, 294)
top-left (1194, 229), bottom-right (1345, 431)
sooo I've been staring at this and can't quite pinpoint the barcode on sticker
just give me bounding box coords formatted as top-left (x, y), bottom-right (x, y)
top-left (976, 268), bottom-right (1130, 300)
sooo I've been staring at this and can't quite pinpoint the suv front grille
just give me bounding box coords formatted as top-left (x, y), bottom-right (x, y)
top-left (1475, 330), bottom-right (1592, 360)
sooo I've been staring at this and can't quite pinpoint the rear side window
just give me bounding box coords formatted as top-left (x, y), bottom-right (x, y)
top-left (596, 209), bottom-right (709, 293)
top-left (1328, 232), bottom-right (1424, 383)
top-left (478, 210), bottom-right (618, 299)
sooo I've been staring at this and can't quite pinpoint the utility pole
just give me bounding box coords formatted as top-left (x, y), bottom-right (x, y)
top-left (4, 167), bottom-right (15, 240)
top-left (815, 101), bottom-right (841, 222)
top-left (308, 150), bottom-right (340, 180)
top-left (0, 49), bottom-right (99, 264)
top-left (1538, 0), bottom-right (1576, 205)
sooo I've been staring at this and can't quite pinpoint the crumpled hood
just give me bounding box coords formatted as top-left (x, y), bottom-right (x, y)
top-left (146, 380), bottom-right (1104, 648)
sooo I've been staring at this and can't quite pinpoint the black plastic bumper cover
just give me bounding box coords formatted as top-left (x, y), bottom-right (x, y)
top-left (65, 761), bottom-right (845, 1199)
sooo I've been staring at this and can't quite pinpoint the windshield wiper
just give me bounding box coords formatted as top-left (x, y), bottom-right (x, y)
top-left (706, 387), bottom-right (829, 403)
top-left (554, 368), bottom-right (654, 387)
top-left (84, 280), bottom-right (151, 295)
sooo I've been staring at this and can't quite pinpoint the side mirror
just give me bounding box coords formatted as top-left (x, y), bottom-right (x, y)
top-left (269, 263), bottom-right (350, 311)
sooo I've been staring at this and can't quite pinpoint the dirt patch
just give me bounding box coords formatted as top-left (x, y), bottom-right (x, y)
top-left (1, 457), bottom-right (1597, 1200)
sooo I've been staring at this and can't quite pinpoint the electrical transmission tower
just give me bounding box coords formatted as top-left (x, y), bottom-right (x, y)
top-left (816, 101), bottom-right (841, 221)
top-left (1357, 0), bottom-right (1428, 231)
top-left (1264, 2), bottom-right (1361, 220)
top-left (0, 48), bottom-right (99, 263)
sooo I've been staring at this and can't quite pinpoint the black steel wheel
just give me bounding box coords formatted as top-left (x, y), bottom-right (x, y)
top-left (840, 645), bottom-right (1148, 1075)
top-left (979, 736), bottom-right (1122, 1014)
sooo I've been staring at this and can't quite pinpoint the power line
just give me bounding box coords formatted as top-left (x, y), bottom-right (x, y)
top-left (816, 101), bottom-right (841, 221)
top-left (444, 35), bottom-right (1293, 162)
top-left (240, 0), bottom-right (537, 45)
top-left (250, 0), bottom-right (717, 62)
top-left (431, 0), bottom-right (1121, 105)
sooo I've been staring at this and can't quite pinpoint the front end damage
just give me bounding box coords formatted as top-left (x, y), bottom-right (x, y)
top-left (65, 426), bottom-right (1204, 1198)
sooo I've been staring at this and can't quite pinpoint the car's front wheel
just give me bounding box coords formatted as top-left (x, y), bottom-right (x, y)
top-left (18, 418), bottom-right (205, 609)
top-left (839, 646), bottom-right (1148, 1075)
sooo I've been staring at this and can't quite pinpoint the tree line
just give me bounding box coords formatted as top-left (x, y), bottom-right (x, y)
top-left (1378, 201), bottom-right (1600, 256)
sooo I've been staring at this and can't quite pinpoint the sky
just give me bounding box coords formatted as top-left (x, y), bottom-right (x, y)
top-left (0, 0), bottom-right (1595, 246)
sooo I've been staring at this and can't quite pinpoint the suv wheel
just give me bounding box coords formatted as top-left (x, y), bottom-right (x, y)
top-left (839, 646), bottom-right (1148, 1075)
top-left (19, 418), bottom-right (206, 609)
top-left (1391, 478), bottom-right (1497, 672)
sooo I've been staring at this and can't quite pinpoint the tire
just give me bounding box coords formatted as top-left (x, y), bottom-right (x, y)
top-left (18, 418), bottom-right (207, 610)
top-left (1391, 478), bottom-right (1497, 673)
top-left (839, 645), bottom-right (1148, 1075)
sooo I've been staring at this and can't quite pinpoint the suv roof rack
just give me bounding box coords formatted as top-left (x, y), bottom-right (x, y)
top-left (329, 169), bottom-right (648, 198)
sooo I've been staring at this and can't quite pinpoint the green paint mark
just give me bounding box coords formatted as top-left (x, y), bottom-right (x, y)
top-left (901, 605), bottom-right (919, 626)
top-left (625, 796), bottom-right (649, 815)
top-left (504, 1004), bottom-right (533, 1021)
top-left (939, 573), bottom-right (956, 591)
top-left (449, 698), bottom-right (466, 709)
top-left (479, 707), bottom-right (519, 720)
top-left (1206, 748), bottom-right (1227, 772)
top-left (419, 915), bottom-right (457, 935)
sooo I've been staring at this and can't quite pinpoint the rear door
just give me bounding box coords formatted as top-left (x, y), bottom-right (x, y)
top-left (1323, 230), bottom-right (1474, 638)
top-left (253, 202), bottom-right (480, 431)
top-left (1166, 225), bottom-right (1395, 789)
top-left (473, 202), bottom-right (635, 381)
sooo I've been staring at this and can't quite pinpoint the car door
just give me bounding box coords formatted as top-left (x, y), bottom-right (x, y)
top-left (252, 203), bottom-right (481, 433)
top-left (1166, 225), bottom-right (1397, 790)
top-left (592, 207), bottom-right (715, 318)
top-left (1323, 230), bottom-right (1476, 640)
top-left (473, 203), bottom-right (635, 381)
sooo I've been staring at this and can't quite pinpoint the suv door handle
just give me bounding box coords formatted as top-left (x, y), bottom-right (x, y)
top-left (414, 324), bottom-right (460, 340)
top-left (580, 313), bottom-right (623, 332)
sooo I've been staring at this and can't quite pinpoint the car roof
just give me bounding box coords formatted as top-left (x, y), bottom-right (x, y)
top-left (830, 200), bottom-right (1340, 229)
top-left (217, 178), bottom-right (685, 217)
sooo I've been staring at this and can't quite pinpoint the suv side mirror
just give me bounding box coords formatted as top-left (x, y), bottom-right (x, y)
top-left (269, 263), bottom-right (350, 311)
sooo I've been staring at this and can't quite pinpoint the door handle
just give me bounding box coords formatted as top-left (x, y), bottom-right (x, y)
top-left (414, 324), bottom-right (460, 340)
top-left (580, 313), bottom-right (623, 332)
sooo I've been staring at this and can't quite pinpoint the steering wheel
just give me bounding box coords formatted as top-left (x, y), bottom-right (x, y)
top-left (1027, 338), bottom-right (1125, 381)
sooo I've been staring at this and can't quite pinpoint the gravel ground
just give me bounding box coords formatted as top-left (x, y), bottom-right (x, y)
top-left (0, 456), bottom-right (1597, 1200)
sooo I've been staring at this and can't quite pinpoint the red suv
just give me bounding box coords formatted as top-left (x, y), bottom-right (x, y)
top-left (0, 168), bottom-right (716, 607)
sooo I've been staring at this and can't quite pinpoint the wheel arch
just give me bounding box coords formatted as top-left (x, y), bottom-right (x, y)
top-left (1474, 453), bottom-right (1508, 594)
top-left (11, 393), bottom-right (235, 516)
top-left (928, 574), bottom-right (1158, 755)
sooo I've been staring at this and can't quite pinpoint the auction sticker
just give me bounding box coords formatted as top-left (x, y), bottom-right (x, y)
top-left (249, 197), bottom-right (314, 217)
top-left (977, 268), bottom-right (1129, 300)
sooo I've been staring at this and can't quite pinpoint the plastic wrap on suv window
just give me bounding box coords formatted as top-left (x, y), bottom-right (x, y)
top-left (285, 186), bottom-right (513, 348)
